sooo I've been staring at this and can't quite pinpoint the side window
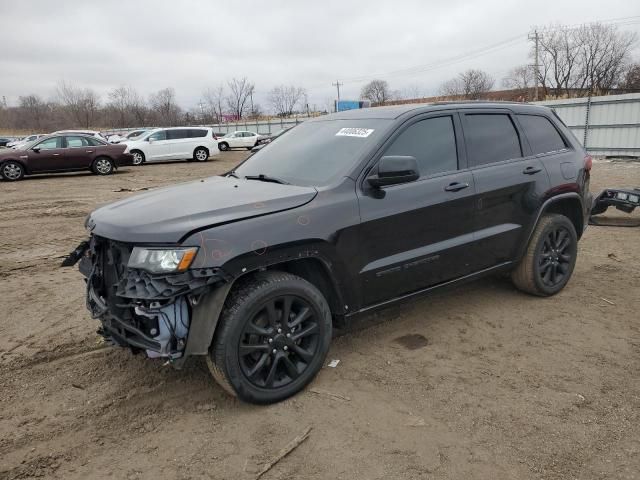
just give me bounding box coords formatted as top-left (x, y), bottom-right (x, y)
top-left (86, 137), bottom-right (106, 146)
top-left (35, 137), bottom-right (62, 150)
top-left (516, 114), bottom-right (567, 155)
top-left (148, 130), bottom-right (166, 141)
top-left (188, 129), bottom-right (207, 138)
top-left (167, 130), bottom-right (188, 140)
top-left (384, 116), bottom-right (458, 177)
top-left (65, 136), bottom-right (89, 148)
top-left (464, 114), bottom-right (522, 166)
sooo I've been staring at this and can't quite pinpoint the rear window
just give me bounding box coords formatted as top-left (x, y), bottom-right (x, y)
top-left (517, 114), bottom-right (567, 155)
top-left (167, 129), bottom-right (189, 140)
top-left (464, 114), bottom-right (522, 166)
top-left (188, 129), bottom-right (207, 138)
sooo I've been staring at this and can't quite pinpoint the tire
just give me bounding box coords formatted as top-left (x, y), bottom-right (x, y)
top-left (1, 161), bottom-right (25, 181)
top-left (194, 147), bottom-right (209, 162)
top-left (511, 214), bottom-right (577, 296)
top-left (131, 150), bottom-right (145, 166)
top-left (92, 157), bottom-right (114, 175)
top-left (218, 142), bottom-right (229, 151)
top-left (207, 271), bottom-right (332, 404)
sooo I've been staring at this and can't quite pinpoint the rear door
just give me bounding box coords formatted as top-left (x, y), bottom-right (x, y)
top-left (460, 109), bottom-right (550, 269)
top-left (145, 130), bottom-right (172, 161)
top-left (26, 136), bottom-right (66, 172)
top-left (356, 112), bottom-right (477, 307)
top-left (64, 136), bottom-right (96, 169)
top-left (166, 129), bottom-right (191, 159)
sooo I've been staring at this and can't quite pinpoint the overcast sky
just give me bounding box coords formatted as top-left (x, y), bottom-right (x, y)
top-left (1, 0), bottom-right (639, 112)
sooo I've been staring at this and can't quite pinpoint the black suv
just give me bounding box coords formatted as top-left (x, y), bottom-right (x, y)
top-left (70, 102), bottom-right (591, 404)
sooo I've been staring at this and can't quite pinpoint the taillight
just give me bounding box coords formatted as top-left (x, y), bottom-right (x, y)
top-left (584, 154), bottom-right (592, 171)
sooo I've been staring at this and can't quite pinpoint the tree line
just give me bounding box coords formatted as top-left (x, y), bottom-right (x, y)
top-left (360, 22), bottom-right (639, 104)
top-left (1, 22), bottom-right (637, 133)
top-left (0, 78), bottom-right (312, 133)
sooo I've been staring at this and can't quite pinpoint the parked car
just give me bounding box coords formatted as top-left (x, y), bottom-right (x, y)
top-left (217, 130), bottom-right (262, 151)
top-left (52, 130), bottom-right (107, 141)
top-left (9, 134), bottom-right (45, 149)
top-left (0, 137), bottom-right (17, 147)
top-left (123, 127), bottom-right (219, 165)
top-left (251, 127), bottom-right (294, 152)
top-left (0, 133), bottom-right (133, 181)
top-left (255, 127), bottom-right (293, 146)
top-left (67, 102), bottom-right (591, 404)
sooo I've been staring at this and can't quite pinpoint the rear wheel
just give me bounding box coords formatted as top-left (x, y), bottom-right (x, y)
top-left (511, 214), bottom-right (577, 296)
top-left (207, 271), bottom-right (332, 404)
top-left (1, 161), bottom-right (25, 181)
top-left (194, 147), bottom-right (209, 162)
top-left (92, 157), bottom-right (114, 175)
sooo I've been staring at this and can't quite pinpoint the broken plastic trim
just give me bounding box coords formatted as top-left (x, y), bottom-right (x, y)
top-left (589, 187), bottom-right (640, 227)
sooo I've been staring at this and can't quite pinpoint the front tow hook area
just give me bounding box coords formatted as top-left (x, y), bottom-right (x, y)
top-left (61, 240), bottom-right (90, 267)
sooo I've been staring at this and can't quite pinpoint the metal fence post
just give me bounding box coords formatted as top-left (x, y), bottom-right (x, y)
top-left (583, 92), bottom-right (592, 150)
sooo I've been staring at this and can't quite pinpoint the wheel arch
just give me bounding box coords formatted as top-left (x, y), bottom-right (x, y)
top-left (0, 157), bottom-right (30, 174)
top-left (180, 254), bottom-right (347, 364)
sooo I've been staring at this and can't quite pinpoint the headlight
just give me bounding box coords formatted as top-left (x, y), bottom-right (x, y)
top-left (128, 247), bottom-right (198, 273)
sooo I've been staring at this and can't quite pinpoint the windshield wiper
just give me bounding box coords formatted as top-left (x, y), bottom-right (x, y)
top-left (226, 171), bottom-right (239, 178)
top-left (244, 174), bottom-right (289, 185)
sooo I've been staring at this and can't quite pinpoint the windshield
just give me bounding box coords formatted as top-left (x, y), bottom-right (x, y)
top-left (15, 139), bottom-right (40, 150)
top-left (234, 119), bottom-right (390, 186)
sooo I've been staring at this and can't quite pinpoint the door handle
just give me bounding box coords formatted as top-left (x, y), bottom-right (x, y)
top-left (523, 166), bottom-right (542, 175)
top-left (86, 150), bottom-right (94, 153)
top-left (444, 182), bottom-right (470, 192)
top-left (52, 153), bottom-right (60, 156)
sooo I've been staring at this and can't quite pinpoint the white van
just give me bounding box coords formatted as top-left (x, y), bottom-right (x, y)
top-left (123, 127), bottom-right (219, 165)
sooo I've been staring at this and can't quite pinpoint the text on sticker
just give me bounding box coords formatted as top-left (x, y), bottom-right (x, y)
top-left (336, 128), bottom-right (375, 138)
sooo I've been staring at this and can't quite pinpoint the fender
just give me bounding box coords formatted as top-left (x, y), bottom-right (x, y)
top-left (517, 192), bottom-right (584, 260)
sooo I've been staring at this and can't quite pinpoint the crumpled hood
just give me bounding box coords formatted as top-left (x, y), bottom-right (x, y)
top-left (89, 176), bottom-right (317, 244)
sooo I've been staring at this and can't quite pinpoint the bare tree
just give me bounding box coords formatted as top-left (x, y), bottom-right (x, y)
top-left (269, 85), bottom-right (306, 117)
top-left (225, 77), bottom-right (254, 119)
top-left (203, 85), bottom-right (226, 123)
top-left (56, 81), bottom-right (100, 128)
top-left (398, 84), bottom-right (425, 100)
top-left (149, 87), bottom-right (181, 126)
top-left (360, 79), bottom-right (391, 104)
top-left (622, 62), bottom-right (640, 90)
top-left (575, 23), bottom-right (636, 94)
top-left (439, 69), bottom-right (494, 99)
top-left (534, 22), bottom-right (636, 97)
top-left (107, 86), bottom-right (147, 127)
top-left (16, 94), bottom-right (49, 130)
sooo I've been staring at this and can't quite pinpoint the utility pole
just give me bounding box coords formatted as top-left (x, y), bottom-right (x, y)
top-left (332, 80), bottom-right (343, 112)
top-left (528, 30), bottom-right (541, 101)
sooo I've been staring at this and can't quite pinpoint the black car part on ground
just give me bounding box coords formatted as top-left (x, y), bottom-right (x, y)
top-left (589, 187), bottom-right (640, 227)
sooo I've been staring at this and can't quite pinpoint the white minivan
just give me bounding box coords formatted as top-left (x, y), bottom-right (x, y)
top-left (123, 127), bottom-right (219, 165)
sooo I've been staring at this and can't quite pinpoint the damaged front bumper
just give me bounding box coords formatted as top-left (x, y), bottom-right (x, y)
top-left (65, 235), bottom-right (231, 365)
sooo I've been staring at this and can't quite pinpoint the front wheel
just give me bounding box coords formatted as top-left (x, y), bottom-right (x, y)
top-left (207, 271), bottom-right (332, 404)
top-left (92, 157), bottom-right (114, 175)
top-left (218, 142), bottom-right (229, 151)
top-left (511, 214), bottom-right (577, 296)
top-left (1, 161), bottom-right (25, 181)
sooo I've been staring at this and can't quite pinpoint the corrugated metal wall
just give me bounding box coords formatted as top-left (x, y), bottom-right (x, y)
top-left (536, 93), bottom-right (640, 157)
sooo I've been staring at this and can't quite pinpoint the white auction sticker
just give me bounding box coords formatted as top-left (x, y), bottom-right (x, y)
top-left (336, 127), bottom-right (374, 138)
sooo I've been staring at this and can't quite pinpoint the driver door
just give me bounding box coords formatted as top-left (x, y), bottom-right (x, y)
top-left (356, 113), bottom-right (477, 307)
top-left (26, 136), bottom-right (66, 172)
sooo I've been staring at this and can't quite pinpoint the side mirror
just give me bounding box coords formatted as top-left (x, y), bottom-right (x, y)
top-left (367, 156), bottom-right (419, 188)
top-left (32, 146), bottom-right (40, 153)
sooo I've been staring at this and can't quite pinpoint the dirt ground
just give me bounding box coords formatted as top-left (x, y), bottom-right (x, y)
top-left (1, 152), bottom-right (639, 480)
